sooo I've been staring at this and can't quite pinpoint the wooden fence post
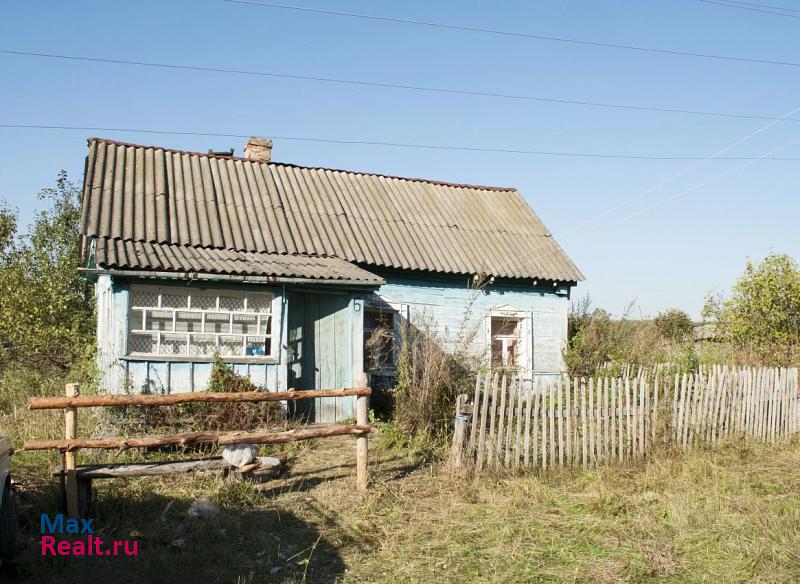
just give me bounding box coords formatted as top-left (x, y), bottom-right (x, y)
top-left (356, 392), bottom-right (369, 491)
top-left (450, 414), bottom-right (470, 476)
top-left (64, 383), bottom-right (79, 518)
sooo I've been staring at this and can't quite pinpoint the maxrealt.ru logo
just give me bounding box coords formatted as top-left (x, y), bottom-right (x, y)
top-left (40, 514), bottom-right (139, 557)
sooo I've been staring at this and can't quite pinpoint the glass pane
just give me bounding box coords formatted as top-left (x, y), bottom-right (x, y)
top-left (491, 339), bottom-right (503, 366)
top-left (189, 334), bottom-right (216, 357)
top-left (247, 294), bottom-right (272, 313)
top-left (204, 312), bottom-right (231, 334)
top-left (129, 309), bottom-right (144, 331)
top-left (175, 311), bottom-right (202, 332)
top-left (162, 291), bottom-right (187, 309)
top-left (245, 337), bottom-right (266, 356)
top-left (219, 294), bottom-right (244, 312)
top-left (218, 335), bottom-right (243, 356)
top-left (260, 315), bottom-right (272, 336)
top-left (129, 333), bottom-right (156, 354)
top-left (192, 293), bottom-right (217, 310)
top-left (232, 314), bottom-right (258, 334)
top-left (146, 309), bottom-right (173, 331)
top-left (131, 287), bottom-right (159, 308)
top-left (506, 339), bottom-right (517, 366)
top-left (159, 333), bottom-right (186, 356)
top-left (491, 317), bottom-right (519, 338)
top-left (365, 310), bottom-right (393, 330)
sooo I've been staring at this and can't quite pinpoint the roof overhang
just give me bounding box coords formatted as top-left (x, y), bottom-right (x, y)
top-left (87, 237), bottom-right (384, 287)
top-left (79, 267), bottom-right (383, 288)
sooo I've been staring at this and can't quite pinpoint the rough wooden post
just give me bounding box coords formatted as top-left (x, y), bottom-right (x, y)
top-left (64, 383), bottom-right (80, 518)
top-left (450, 414), bottom-right (470, 476)
top-left (356, 391), bottom-right (369, 492)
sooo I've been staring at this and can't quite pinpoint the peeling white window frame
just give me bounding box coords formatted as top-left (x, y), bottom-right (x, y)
top-left (485, 308), bottom-right (533, 373)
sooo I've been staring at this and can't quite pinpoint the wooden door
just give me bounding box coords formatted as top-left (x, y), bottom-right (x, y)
top-left (287, 291), bottom-right (354, 422)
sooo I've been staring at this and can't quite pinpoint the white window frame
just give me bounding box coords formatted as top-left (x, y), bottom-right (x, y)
top-left (126, 284), bottom-right (276, 362)
top-left (485, 308), bottom-right (532, 372)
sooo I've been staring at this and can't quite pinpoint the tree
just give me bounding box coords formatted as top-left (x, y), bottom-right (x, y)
top-left (0, 203), bottom-right (15, 258)
top-left (0, 171), bottom-right (94, 369)
top-left (654, 308), bottom-right (694, 341)
top-left (703, 253), bottom-right (800, 364)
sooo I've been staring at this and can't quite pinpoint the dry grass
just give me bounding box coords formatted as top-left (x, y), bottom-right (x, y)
top-left (5, 426), bottom-right (800, 583)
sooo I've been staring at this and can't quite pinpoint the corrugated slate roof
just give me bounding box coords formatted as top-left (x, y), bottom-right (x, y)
top-left (80, 138), bottom-right (583, 282)
top-left (94, 238), bottom-right (383, 283)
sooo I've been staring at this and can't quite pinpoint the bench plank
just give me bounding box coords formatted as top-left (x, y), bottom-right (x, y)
top-left (53, 456), bottom-right (281, 479)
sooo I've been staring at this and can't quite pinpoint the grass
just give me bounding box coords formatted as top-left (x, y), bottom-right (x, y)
top-left (4, 426), bottom-right (800, 583)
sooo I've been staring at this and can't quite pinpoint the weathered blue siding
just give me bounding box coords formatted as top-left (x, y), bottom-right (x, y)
top-left (94, 270), bottom-right (572, 416)
top-left (372, 274), bottom-right (571, 382)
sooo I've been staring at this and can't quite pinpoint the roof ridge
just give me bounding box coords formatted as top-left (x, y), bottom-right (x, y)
top-left (87, 137), bottom-right (518, 193)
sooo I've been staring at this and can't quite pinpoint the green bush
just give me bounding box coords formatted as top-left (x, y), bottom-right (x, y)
top-left (564, 300), bottom-right (667, 377)
top-left (703, 253), bottom-right (800, 365)
top-left (654, 309), bottom-right (694, 341)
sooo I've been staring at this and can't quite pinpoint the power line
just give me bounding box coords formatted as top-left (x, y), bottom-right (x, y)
top-left (2, 123), bottom-right (800, 161)
top-left (224, 0), bottom-right (800, 68)
top-left (569, 103), bottom-right (800, 233)
top-left (700, 0), bottom-right (800, 18)
top-left (3, 49), bottom-right (798, 124)
top-left (612, 135), bottom-right (800, 227)
top-left (710, 0), bottom-right (800, 13)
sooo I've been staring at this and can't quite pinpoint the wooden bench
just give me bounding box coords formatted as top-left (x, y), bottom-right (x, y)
top-left (53, 456), bottom-right (282, 516)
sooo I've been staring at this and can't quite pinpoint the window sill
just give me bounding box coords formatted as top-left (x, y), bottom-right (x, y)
top-left (123, 354), bottom-right (279, 365)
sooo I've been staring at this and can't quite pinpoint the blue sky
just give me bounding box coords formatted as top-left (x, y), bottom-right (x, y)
top-left (1, 0), bottom-right (798, 318)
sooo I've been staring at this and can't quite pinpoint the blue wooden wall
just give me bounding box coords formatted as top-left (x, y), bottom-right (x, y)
top-left (94, 272), bottom-right (572, 415)
top-left (373, 274), bottom-right (572, 381)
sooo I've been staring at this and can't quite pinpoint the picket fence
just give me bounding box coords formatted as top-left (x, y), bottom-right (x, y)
top-left (452, 366), bottom-right (799, 473)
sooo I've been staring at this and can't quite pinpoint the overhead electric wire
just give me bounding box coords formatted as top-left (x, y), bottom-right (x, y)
top-left (2, 49), bottom-right (799, 125)
top-left (224, 0), bottom-right (800, 68)
top-left (612, 135), bottom-right (800, 227)
top-left (568, 103), bottom-right (800, 233)
top-left (708, 0), bottom-right (800, 13)
top-left (699, 0), bottom-right (800, 18)
top-left (2, 123), bottom-right (800, 161)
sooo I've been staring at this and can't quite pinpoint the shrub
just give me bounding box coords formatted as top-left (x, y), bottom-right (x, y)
top-left (393, 314), bottom-right (477, 441)
top-left (388, 276), bottom-right (489, 445)
top-left (654, 309), bottom-right (694, 341)
top-left (703, 253), bottom-right (800, 365)
top-left (564, 302), bottom-right (667, 377)
top-left (108, 356), bottom-right (284, 434)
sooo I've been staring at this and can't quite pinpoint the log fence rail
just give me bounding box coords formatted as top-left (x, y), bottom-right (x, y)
top-left (24, 385), bottom-right (372, 517)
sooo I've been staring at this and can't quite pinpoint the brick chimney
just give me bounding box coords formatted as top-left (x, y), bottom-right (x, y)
top-left (243, 137), bottom-right (273, 162)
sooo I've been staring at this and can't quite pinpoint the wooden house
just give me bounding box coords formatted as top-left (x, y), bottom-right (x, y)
top-left (78, 137), bottom-right (583, 422)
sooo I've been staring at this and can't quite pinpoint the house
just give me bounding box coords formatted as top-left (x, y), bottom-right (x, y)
top-left (78, 137), bottom-right (583, 422)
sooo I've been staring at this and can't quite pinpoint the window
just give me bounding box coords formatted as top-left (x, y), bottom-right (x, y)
top-left (491, 316), bottom-right (521, 367)
top-left (363, 308), bottom-right (395, 373)
top-left (128, 285), bottom-right (274, 359)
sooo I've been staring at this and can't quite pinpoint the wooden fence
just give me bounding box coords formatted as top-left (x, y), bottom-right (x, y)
top-left (24, 384), bottom-right (371, 517)
top-left (452, 366), bottom-right (799, 474)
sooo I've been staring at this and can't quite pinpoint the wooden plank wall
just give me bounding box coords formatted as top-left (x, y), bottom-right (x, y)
top-left (462, 366), bottom-right (799, 472)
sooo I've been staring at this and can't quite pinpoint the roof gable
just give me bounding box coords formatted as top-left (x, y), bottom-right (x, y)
top-left (80, 138), bottom-right (583, 282)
